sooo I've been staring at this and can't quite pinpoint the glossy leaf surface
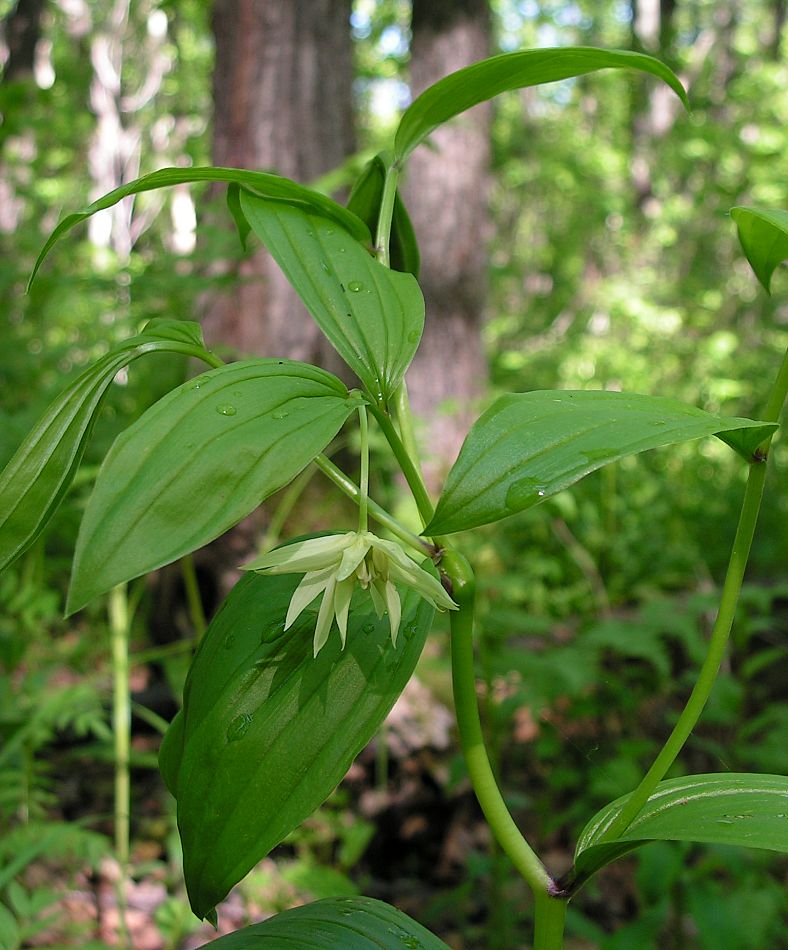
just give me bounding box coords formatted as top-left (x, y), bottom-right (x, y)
top-left (425, 391), bottom-right (777, 535)
top-left (67, 361), bottom-right (357, 612)
top-left (30, 166), bottom-right (370, 286)
top-left (197, 896), bottom-right (450, 949)
top-left (394, 47), bottom-right (688, 161)
top-left (730, 206), bottom-right (788, 294)
top-left (239, 189), bottom-right (424, 402)
top-left (568, 773), bottom-right (788, 890)
top-left (346, 153), bottom-right (420, 277)
top-left (161, 567), bottom-right (434, 920)
top-left (0, 319), bottom-right (214, 572)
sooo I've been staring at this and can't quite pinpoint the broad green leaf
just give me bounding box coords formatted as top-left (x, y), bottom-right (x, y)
top-left (238, 189), bottom-right (424, 403)
top-left (425, 391), bottom-right (777, 535)
top-left (197, 896), bottom-right (450, 949)
top-left (394, 47), bottom-right (689, 161)
top-left (162, 566), bottom-right (434, 920)
top-left (347, 153), bottom-right (420, 277)
top-left (566, 773), bottom-right (788, 892)
top-left (0, 319), bottom-right (215, 572)
top-left (29, 166), bottom-right (370, 287)
top-left (730, 206), bottom-right (788, 294)
top-left (67, 361), bottom-right (358, 613)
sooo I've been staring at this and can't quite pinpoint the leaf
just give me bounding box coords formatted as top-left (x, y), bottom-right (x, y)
top-left (162, 566), bottom-right (434, 920)
top-left (425, 391), bottom-right (777, 535)
top-left (0, 319), bottom-right (215, 572)
top-left (730, 206), bottom-right (788, 294)
top-left (394, 47), bottom-right (689, 161)
top-left (67, 361), bottom-right (358, 613)
top-left (29, 166), bottom-right (370, 287)
top-left (238, 189), bottom-right (424, 403)
top-left (196, 896), bottom-right (450, 949)
top-left (347, 153), bottom-right (420, 277)
top-left (567, 773), bottom-right (788, 891)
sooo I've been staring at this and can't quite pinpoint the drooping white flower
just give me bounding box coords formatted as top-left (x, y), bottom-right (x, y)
top-left (243, 531), bottom-right (457, 656)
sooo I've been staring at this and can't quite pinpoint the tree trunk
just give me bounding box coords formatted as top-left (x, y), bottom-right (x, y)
top-left (1, 0), bottom-right (45, 83)
top-left (206, 0), bottom-right (355, 362)
top-left (404, 0), bottom-right (492, 489)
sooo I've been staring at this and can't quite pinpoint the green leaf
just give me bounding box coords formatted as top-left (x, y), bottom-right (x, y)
top-left (29, 166), bottom-right (370, 287)
top-left (163, 566), bottom-right (434, 920)
top-left (730, 206), bottom-right (788, 294)
top-left (347, 153), bottom-right (420, 277)
top-left (66, 360), bottom-right (358, 613)
top-left (394, 47), bottom-right (689, 162)
top-left (196, 896), bottom-right (450, 949)
top-left (238, 189), bottom-right (424, 403)
top-left (567, 773), bottom-right (788, 891)
top-left (0, 319), bottom-right (215, 572)
top-left (425, 391), bottom-right (777, 535)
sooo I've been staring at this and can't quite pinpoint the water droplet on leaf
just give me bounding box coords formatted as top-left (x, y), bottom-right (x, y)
top-left (362, 621), bottom-right (376, 634)
top-left (216, 404), bottom-right (236, 416)
top-left (348, 280), bottom-right (365, 292)
top-left (272, 409), bottom-right (289, 420)
top-left (407, 330), bottom-right (420, 343)
top-left (505, 477), bottom-right (547, 511)
top-left (262, 619), bottom-right (286, 641)
top-left (320, 262), bottom-right (331, 273)
top-left (223, 633), bottom-right (236, 650)
top-left (226, 713), bottom-right (252, 742)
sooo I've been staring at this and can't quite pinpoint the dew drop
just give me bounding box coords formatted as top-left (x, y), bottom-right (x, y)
top-left (223, 633), bottom-right (236, 650)
top-left (272, 409), bottom-right (290, 420)
top-left (226, 713), bottom-right (252, 742)
top-left (505, 477), bottom-right (547, 511)
top-left (348, 280), bottom-right (365, 292)
top-left (404, 621), bottom-right (418, 640)
top-left (338, 908), bottom-right (353, 917)
top-left (407, 330), bottom-right (421, 343)
top-left (262, 619), bottom-right (286, 642)
top-left (401, 938), bottom-right (420, 949)
top-left (325, 227), bottom-right (335, 235)
top-left (362, 621), bottom-right (376, 634)
top-left (338, 246), bottom-right (346, 253)
top-left (216, 404), bottom-right (237, 416)
top-left (320, 262), bottom-right (331, 273)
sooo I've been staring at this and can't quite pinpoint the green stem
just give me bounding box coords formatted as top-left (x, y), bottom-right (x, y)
top-left (374, 161), bottom-right (400, 266)
top-left (392, 380), bottom-right (423, 469)
top-left (180, 554), bottom-right (206, 639)
top-left (109, 584), bottom-right (131, 949)
top-left (358, 404), bottom-right (369, 532)
top-left (313, 453), bottom-right (432, 556)
top-left (601, 343), bottom-right (787, 841)
top-left (533, 892), bottom-right (568, 950)
top-left (368, 404), bottom-right (435, 529)
top-left (443, 548), bottom-right (553, 896)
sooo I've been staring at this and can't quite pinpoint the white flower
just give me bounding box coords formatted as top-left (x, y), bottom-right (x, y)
top-left (243, 531), bottom-right (457, 656)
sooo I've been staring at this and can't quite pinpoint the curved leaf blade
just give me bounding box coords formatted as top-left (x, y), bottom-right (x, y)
top-left (347, 153), bottom-right (421, 277)
top-left (567, 773), bottom-right (788, 891)
top-left (67, 360), bottom-right (358, 613)
top-left (0, 319), bottom-right (214, 572)
top-left (730, 206), bottom-right (788, 294)
top-left (394, 47), bottom-right (689, 161)
top-left (425, 391), bottom-right (777, 535)
top-left (197, 896), bottom-right (450, 949)
top-left (164, 567), bottom-right (434, 920)
top-left (29, 166), bottom-right (370, 287)
top-left (238, 189), bottom-right (424, 402)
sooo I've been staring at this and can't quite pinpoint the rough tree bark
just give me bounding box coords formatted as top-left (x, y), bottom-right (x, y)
top-left (403, 0), bottom-right (492, 489)
top-left (206, 0), bottom-right (355, 362)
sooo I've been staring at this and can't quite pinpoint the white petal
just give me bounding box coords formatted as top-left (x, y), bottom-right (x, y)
top-left (333, 576), bottom-right (355, 648)
top-left (384, 555), bottom-right (458, 612)
top-left (384, 580), bottom-right (401, 646)
top-left (243, 534), bottom-right (352, 574)
top-left (369, 580), bottom-right (387, 618)
top-left (335, 533), bottom-right (372, 582)
top-left (313, 574), bottom-right (337, 657)
top-left (285, 568), bottom-right (333, 629)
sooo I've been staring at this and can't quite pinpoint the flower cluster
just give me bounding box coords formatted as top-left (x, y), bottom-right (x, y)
top-left (244, 531), bottom-right (457, 656)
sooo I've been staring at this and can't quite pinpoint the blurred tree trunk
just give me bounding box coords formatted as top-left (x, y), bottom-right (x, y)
top-left (404, 0), bottom-right (492, 489)
top-left (205, 0), bottom-right (355, 362)
top-left (1, 0), bottom-right (45, 82)
top-left (199, 0), bottom-right (355, 588)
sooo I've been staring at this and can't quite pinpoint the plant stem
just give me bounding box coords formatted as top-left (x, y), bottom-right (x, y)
top-left (443, 548), bottom-right (553, 897)
top-left (180, 553), bottom-right (206, 639)
top-left (109, 584), bottom-right (131, 949)
top-left (374, 160), bottom-right (400, 266)
top-left (358, 404), bottom-right (369, 532)
top-left (601, 343), bottom-right (788, 841)
top-left (313, 453), bottom-right (432, 556)
top-left (533, 892), bottom-right (568, 950)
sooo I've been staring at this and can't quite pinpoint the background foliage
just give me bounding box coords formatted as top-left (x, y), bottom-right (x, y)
top-left (0, 0), bottom-right (786, 947)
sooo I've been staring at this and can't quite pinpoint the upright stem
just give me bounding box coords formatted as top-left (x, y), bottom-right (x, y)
top-left (180, 554), bottom-right (206, 639)
top-left (358, 404), bottom-right (369, 532)
top-left (109, 584), bottom-right (131, 948)
top-left (443, 548), bottom-right (553, 898)
top-left (601, 343), bottom-right (787, 841)
top-left (533, 892), bottom-right (568, 950)
top-left (374, 161), bottom-right (400, 266)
